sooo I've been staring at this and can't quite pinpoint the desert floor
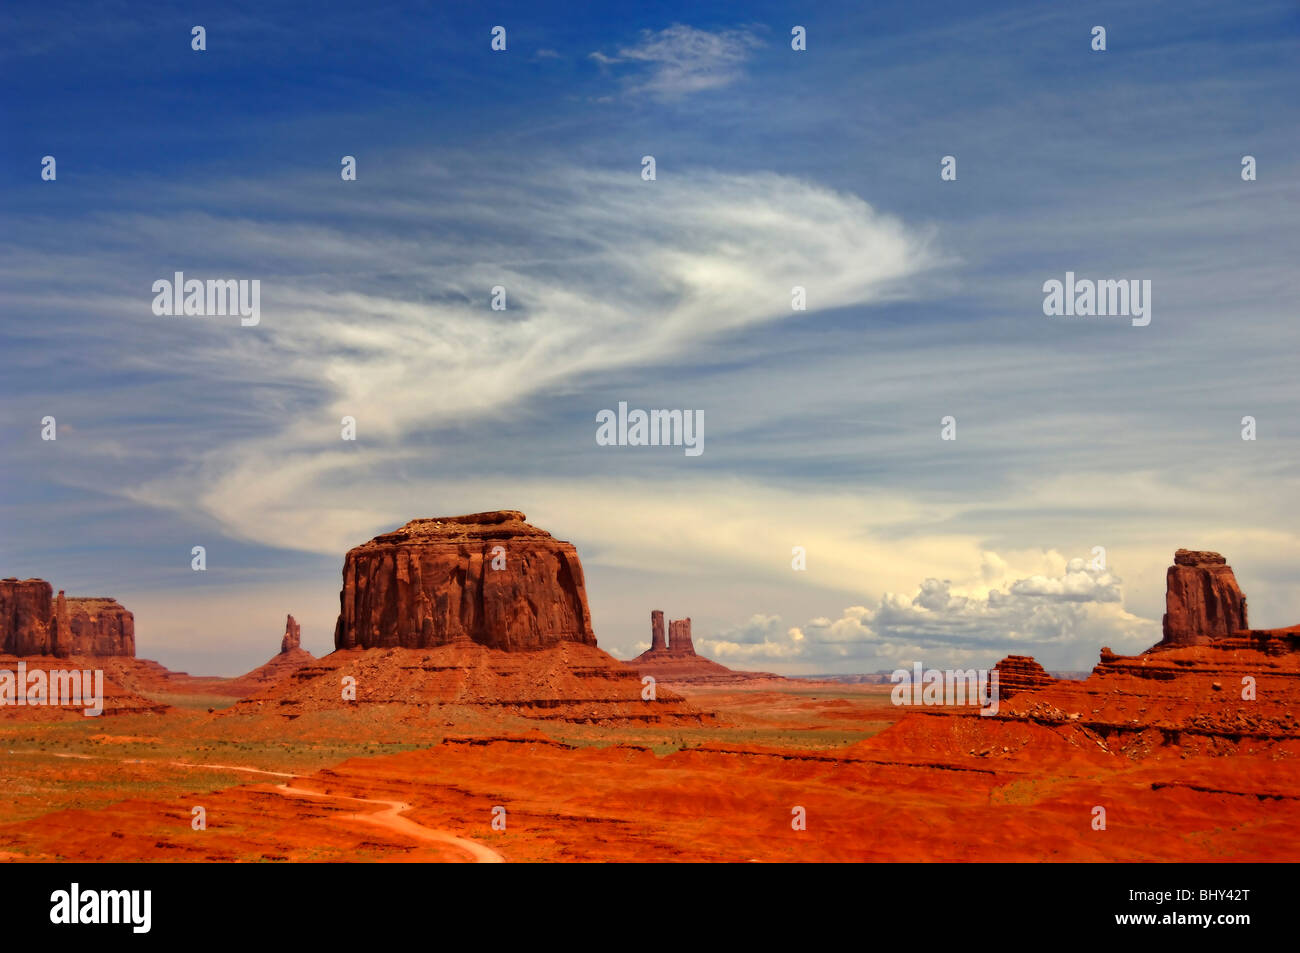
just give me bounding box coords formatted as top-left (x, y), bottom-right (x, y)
top-left (2, 669), bottom-right (1297, 862)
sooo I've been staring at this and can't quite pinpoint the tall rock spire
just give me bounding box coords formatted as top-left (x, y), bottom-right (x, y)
top-left (281, 614), bottom-right (302, 654)
top-left (650, 610), bottom-right (666, 652)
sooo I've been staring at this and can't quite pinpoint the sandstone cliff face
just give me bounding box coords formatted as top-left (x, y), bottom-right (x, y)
top-left (1160, 550), bottom-right (1248, 647)
top-left (333, 511), bottom-right (597, 652)
top-left (0, 579), bottom-right (55, 655)
top-left (65, 598), bottom-right (135, 656)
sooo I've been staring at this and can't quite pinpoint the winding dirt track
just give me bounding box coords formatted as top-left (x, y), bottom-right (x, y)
top-left (271, 782), bottom-right (504, 863)
top-left (28, 752), bottom-right (504, 863)
top-left (169, 760), bottom-right (504, 862)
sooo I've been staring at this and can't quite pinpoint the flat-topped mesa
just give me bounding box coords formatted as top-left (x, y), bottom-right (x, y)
top-left (668, 618), bottom-right (696, 656)
top-left (333, 511), bottom-right (597, 652)
top-left (281, 614), bottom-right (302, 654)
top-left (0, 579), bottom-right (134, 657)
top-left (1160, 549), bottom-right (1247, 648)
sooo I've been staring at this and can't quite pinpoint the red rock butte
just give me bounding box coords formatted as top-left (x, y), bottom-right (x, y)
top-left (333, 511), bottom-right (596, 652)
top-left (0, 577), bottom-right (134, 657)
top-left (1160, 549), bottom-right (1249, 647)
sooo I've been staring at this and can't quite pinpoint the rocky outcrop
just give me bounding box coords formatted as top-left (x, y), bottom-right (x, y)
top-left (991, 654), bottom-right (1055, 698)
top-left (1160, 550), bottom-right (1248, 648)
top-left (0, 579), bottom-right (134, 658)
top-left (333, 511), bottom-right (597, 652)
top-left (281, 614), bottom-right (302, 654)
top-left (0, 579), bottom-right (55, 655)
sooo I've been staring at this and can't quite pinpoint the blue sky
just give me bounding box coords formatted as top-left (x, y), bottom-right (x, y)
top-left (2, 0), bottom-right (1298, 675)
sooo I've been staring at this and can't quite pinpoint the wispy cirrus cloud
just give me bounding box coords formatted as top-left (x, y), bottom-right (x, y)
top-left (590, 24), bottom-right (765, 98)
top-left (1, 158), bottom-right (936, 561)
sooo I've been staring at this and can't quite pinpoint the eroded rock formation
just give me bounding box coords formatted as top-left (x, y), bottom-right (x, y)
top-left (281, 614), bottom-right (302, 654)
top-left (0, 579), bottom-right (134, 657)
top-left (639, 611), bottom-right (697, 657)
top-left (1160, 549), bottom-right (1248, 647)
top-left (916, 549), bottom-right (1300, 762)
top-left (333, 511), bottom-right (597, 652)
top-left (632, 609), bottom-right (783, 685)
top-left (991, 654), bottom-right (1055, 698)
top-left (650, 610), bottom-right (666, 652)
top-left (668, 618), bottom-right (695, 655)
top-left (218, 613), bottom-right (315, 694)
